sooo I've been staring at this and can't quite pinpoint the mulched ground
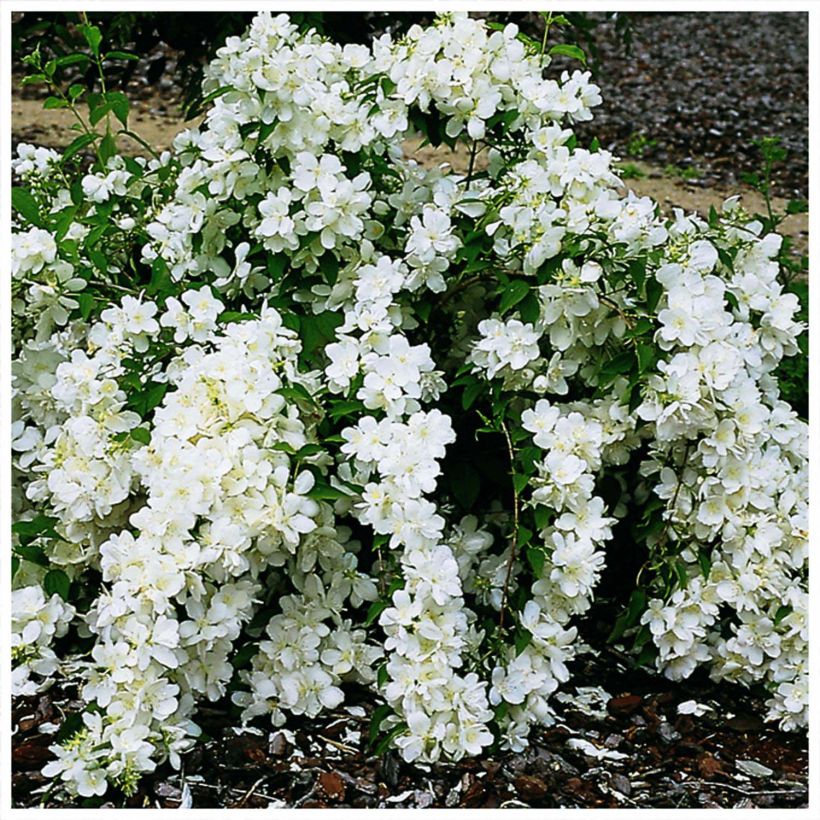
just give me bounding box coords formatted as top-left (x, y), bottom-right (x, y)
top-left (568, 12), bottom-right (808, 198)
top-left (13, 646), bottom-right (808, 809)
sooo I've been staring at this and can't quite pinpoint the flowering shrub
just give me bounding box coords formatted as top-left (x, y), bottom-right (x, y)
top-left (12, 12), bottom-right (807, 800)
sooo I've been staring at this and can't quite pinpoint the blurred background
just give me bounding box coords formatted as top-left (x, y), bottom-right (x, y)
top-left (11, 10), bottom-right (807, 199)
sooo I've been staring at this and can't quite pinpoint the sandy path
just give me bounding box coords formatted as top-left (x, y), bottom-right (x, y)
top-left (12, 96), bottom-right (807, 256)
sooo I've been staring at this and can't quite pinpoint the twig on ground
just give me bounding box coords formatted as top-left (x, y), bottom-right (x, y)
top-left (317, 735), bottom-right (359, 755)
top-left (235, 776), bottom-right (268, 808)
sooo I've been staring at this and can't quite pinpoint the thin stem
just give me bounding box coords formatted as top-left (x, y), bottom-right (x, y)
top-left (434, 272), bottom-right (493, 312)
top-left (49, 81), bottom-right (94, 138)
top-left (635, 441), bottom-right (691, 588)
top-left (120, 128), bottom-right (160, 160)
top-left (498, 418), bottom-right (520, 629)
top-left (541, 12), bottom-right (553, 57)
top-left (87, 277), bottom-right (139, 294)
top-left (599, 293), bottom-right (636, 329)
top-left (762, 155), bottom-right (775, 229)
top-left (81, 11), bottom-right (114, 147)
top-left (465, 139), bottom-right (478, 187)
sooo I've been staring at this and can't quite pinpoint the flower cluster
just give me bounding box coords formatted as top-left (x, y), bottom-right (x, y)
top-left (11, 11), bottom-right (807, 800)
top-left (12, 585), bottom-right (75, 697)
top-left (637, 215), bottom-right (808, 728)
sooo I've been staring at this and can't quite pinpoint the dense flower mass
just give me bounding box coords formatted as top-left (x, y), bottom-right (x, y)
top-left (11, 12), bottom-right (807, 799)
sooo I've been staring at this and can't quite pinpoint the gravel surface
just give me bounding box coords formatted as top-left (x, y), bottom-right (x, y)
top-left (570, 12), bottom-right (808, 198)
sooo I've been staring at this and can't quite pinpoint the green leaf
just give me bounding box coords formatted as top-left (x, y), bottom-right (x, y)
top-left (786, 199), bottom-right (808, 215)
top-left (62, 132), bottom-right (98, 163)
top-left (130, 427), bottom-right (151, 445)
top-left (628, 258), bottom-right (646, 292)
top-left (536, 255), bottom-right (563, 285)
top-left (636, 343), bottom-right (656, 374)
top-left (13, 515), bottom-right (59, 545)
top-left (257, 119), bottom-right (278, 144)
top-left (369, 704), bottom-right (393, 745)
top-left (266, 253), bottom-right (287, 281)
top-left (514, 630), bottom-right (533, 654)
top-left (526, 547), bottom-right (545, 577)
top-left (277, 383), bottom-right (315, 404)
top-left (55, 712), bottom-right (85, 743)
top-left (461, 380), bottom-right (484, 411)
top-left (697, 549), bottom-right (712, 579)
top-left (627, 382), bottom-right (643, 414)
top-left (608, 588), bottom-right (646, 643)
top-left (774, 604), bottom-right (792, 625)
top-left (376, 663), bottom-right (389, 688)
top-left (625, 317), bottom-right (653, 338)
top-left (302, 311), bottom-right (343, 360)
top-left (373, 722), bottom-right (407, 757)
top-left (518, 292), bottom-right (541, 324)
top-left (56, 53), bottom-right (90, 68)
top-left (105, 91), bottom-right (129, 127)
top-left (499, 279), bottom-right (530, 314)
top-left (185, 85), bottom-right (235, 120)
top-left (674, 560), bottom-right (689, 590)
top-left (533, 506), bottom-right (550, 531)
top-left (307, 482), bottom-right (350, 501)
top-left (230, 642), bottom-right (258, 670)
top-left (43, 96), bottom-right (68, 110)
top-left (44, 569), bottom-right (71, 601)
top-left (549, 43), bottom-right (587, 64)
top-left (12, 556), bottom-right (20, 578)
top-left (415, 300), bottom-right (432, 322)
top-left (126, 381), bottom-right (168, 418)
top-left (90, 102), bottom-right (112, 127)
top-left (11, 187), bottom-right (42, 226)
top-left (518, 445), bottom-right (540, 473)
top-left (105, 50), bottom-right (139, 61)
top-left (717, 247), bottom-right (737, 273)
top-left (76, 291), bottom-right (95, 320)
top-left (14, 544), bottom-right (49, 567)
top-left (599, 350), bottom-right (635, 386)
top-left (645, 276), bottom-right (663, 313)
top-left (635, 638), bottom-right (657, 666)
top-left (218, 311), bottom-right (258, 324)
top-left (21, 73), bottom-right (48, 86)
top-left (517, 525), bottom-right (533, 548)
top-left (319, 253), bottom-right (340, 286)
top-left (328, 399), bottom-right (364, 419)
top-left (512, 473), bottom-right (529, 494)
top-left (364, 600), bottom-right (389, 627)
top-left (79, 23), bottom-right (102, 56)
